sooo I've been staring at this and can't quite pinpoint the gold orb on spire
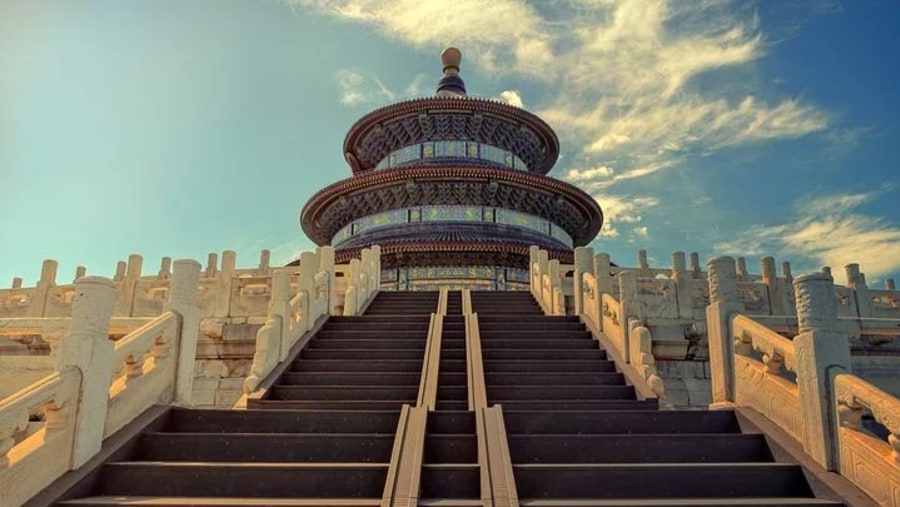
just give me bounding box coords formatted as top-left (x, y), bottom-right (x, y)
top-left (441, 47), bottom-right (462, 75)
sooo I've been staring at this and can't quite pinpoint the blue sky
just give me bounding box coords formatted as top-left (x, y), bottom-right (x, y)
top-left (1, 0), bottom-right (898, 286)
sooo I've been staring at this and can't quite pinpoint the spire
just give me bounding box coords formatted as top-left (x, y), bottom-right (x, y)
top-left (436, 47), bottom-right (467, 97)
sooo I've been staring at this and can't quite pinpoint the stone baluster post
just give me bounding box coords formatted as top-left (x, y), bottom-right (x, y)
top-left (28, 260), bottom-right (58, 317)
top-left (690, 252), bottom-right (701, 279)
top-left (793, 272), bottom-right (852, 471)
top-left (361, 248), bottom-right (374, 298)
top-left (318, 246), bottom-right (336, 315)
top-left (706, 256), bottom-right (743, 408)
top-left (538, 249), bottom-right (550, 313)
top-left (671, 251), bottom-right (692, 318)
top-left (548, 259), bottom-right (562, 315)
top-left (529, 246), bottom-right (539, 300)
top-left (297, 251), bottom-right (318, 325)
top-left (158, 257), bottom-right (171, 280)
top-left (213, 251), bottom-right (236, 318)
top-left (736, 257), bottom-right (748, 281)
top-left (886, 278), bottom-right (896, 291)
top-left (268, 269), bottom-right (291, 361)
top-left (74, 266), bottom-right (86, 282)
top-left (822, 266), bottom-right (832, 276)
top-left (11, 277), bottom-right (22, 288)
top-left (372, 245), bottom-right (382, 289)
top-left (164, 259), bottom-right (202, 405)
top-left (114, 261), bottom-right (126, 282)
top-left (205, 253), bottom-right (218, 278)
top-left (258, 249), bottom-right (271, 276)
top-left (344, 258), bottom-right (361, 316)
top-left (573, 247), bottom-right (593, 316)
top-left (637, 250), bottom-right (650, 277)
top-left (781, 261), bottom-right (796, 315)
top-left (593, 253), bottom-right (613, 298)
top-left (845, 264), bottom-right (873, 318)
top-left (760, 256), bottom-right (782, 315)
top-left (617, 270), bottom-right (640, 363)
top-left (114, 254), bottom-right (142, 316)
top-left (55, 276), bottom-right (116, 467)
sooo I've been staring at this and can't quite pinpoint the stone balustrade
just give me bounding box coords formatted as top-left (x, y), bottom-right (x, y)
top-left (0, 259), bottom-right (201, 506)
top-left (342, 245), bottom-right (381, 316)
top-left (707, 260), bottom-right (900, 505)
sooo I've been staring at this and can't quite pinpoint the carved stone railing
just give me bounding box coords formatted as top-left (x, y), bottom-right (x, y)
top-left (243, 246), bottom-right (341, 394)
top-left (731, 314), bottom-right (803, 441)
top-left (0, 259), bottom-right (201, 505)
top-left (707, 259), bottom-right (900, 507)
top-left (0, 367), bottom-right (81, 507)
top-left (342, 246), bottom-right (381, 316)
top-left (105, 312), bottom-right (179, 437)
top-left (835, 374), bottom-right (900, 505)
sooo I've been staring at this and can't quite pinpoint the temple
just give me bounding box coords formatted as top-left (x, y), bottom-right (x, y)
top-left (300, 48), bottom-right (603, 291)
top-left (2, 49), bottom-right (900, 507)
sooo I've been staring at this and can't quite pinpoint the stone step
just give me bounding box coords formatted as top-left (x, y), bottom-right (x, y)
top-left (478, 315), bottom-right (580, 323)
top-left (58, 497), bottom-right (384, 506)
top-left (279, 372), bottom-right (421, 386)
top-left (428, 411), bottom-right (476, 434)
top-left (483, 360), bottom-right (617, 373)
top-left (516, 499), bottom-right (844, 506)
top-left (424, 434), bottom-right (478, 464)
top-left (307, 339), bottom-right (426, 350)
top-left (493, 400), bottom-right (659, 411)
top-left (478, 338), bottom-right (597, 349)
top-left (508, 434), bottom-right (772, 463)
top-left (292, 359), bottom-right (423, 373)
top-left (487, 385), bottom-right (636, 401)
top-left (98, 462), bottom-right (388, 498)
top-left (486, 372), bottom-right (625, 386)
top-left (316, 328), bottom-right (430, 336)
top-left (420, 464), bottom-right (480, 500)
top-left (482, 349), bottom-right (607, 360)
top-left (512, 463), bottom-right (814, 499)
top-left (503, 410), bottom-right (741, 435)
top-left (299, 349), bottom-right (424, 360)
top-left (435, 400), bottom-right (469, 411)
top-left (438, 386), bottom-right (467, 401)
top-left (248, 400), bottom-right (413, 410)
top-left (269, 385), bottom-right (419, 401)
top-left (135, 433), bottom-right (395, 463)
top-left (476, 322), bottom-right (586, 331)
top-left (166, 408), bottom-right (401, 434)
top-left (478, 330), bottom-right (592, 339)
top-left (329, 315), bottom-right (432, 323)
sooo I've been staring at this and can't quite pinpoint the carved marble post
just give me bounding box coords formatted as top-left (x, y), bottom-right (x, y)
top-left (845, 264), bottom-right (873, 318)
top-left (372, 245), bottom-right (382, 290)
top-left (212, 251), bottom-right (236, 318)
top-left (258, 249), bottom-right (271, 276)
top-left (344, 258), bottom-right (361, 316)
top-left (689, 252), bottom-right (701, 279)
top-left (114, 261), bottom-right (126, 282)
top-left (11, 277), bottom-right (22, 289)
top-left (618, 271), bottom-right (639, 363)
top-left (736, 257), bottom-right (748, 281)
top-left (538, 249), bottom-right (550, 314)
top-left (573, 247), bottom-right (593, 316)
top-left (706, 256), bottom-right (742, 408)
top-left (318, 246), bottom-right (336, 315)
top-left (165, 259), bottom-right (201, 405)
top-left (793, 272), bottom-right (852, 471)
top-left (298, 251), bottom-right (318, 325)
top-left (529, 246), bottom-right (539, 300)
top-left (781, 261), bottom-right (796, 316)
top-left (28, 260), bottom-right (58, 317)
top-left (55, 276), bottom-right (116, 467)
top-left (637, 250), bottom-right (650, 277)
top-left (158, 257), bottom-right (171, 280)
top-left (671, 251), bottom-right (692, 318)
top-left (548, 259), bottom-right (562, 315)
top-left (887, 278), bottom-right (896, 291)
top-left (205, 253), bottom-right (218, 278)
top-left (593, 253), bottom-right (613, 297)
top-left (361, 248), bottom-right (374, 299)
top-left (115, 254), bottom-right (142, 316)
top-left (822, 266), bottom-right (832, 276)
top-left (761, 256), bottom-right (782, 315)
top-left (268, 269), bottom-right (291, 361)
top-left (74, 266), bottom-right (86, 282)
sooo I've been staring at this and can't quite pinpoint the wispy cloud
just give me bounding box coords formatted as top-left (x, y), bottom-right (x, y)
top-left (592, 194), bottom-right (660, 240)
top-left (714, 184), bottom-right (900, 280)
top-left (293, 0), bottom-right (831, 191)
top-left (335, 69), bottom-right (395, 106)
top-left (498, 90), bottom-right (525, 108)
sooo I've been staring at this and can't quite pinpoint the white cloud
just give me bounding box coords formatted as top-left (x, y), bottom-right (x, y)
top-left (634, 226), bottom-right (649, 238)
top-left (498, 90), bottom-right (525, 108)
top-left (714, 185), bottom-right (900, 280)
top-left (335, 69), bottom-right (395, 106)
top-left (592, 193), bottom-right (659, 239)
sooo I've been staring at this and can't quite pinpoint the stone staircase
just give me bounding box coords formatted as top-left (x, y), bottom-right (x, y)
top-left (42, 290), bottom-right (853, 506)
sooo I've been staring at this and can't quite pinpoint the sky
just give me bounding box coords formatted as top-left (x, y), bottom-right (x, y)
top-left (1, 0), bottom-right (898, 287)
